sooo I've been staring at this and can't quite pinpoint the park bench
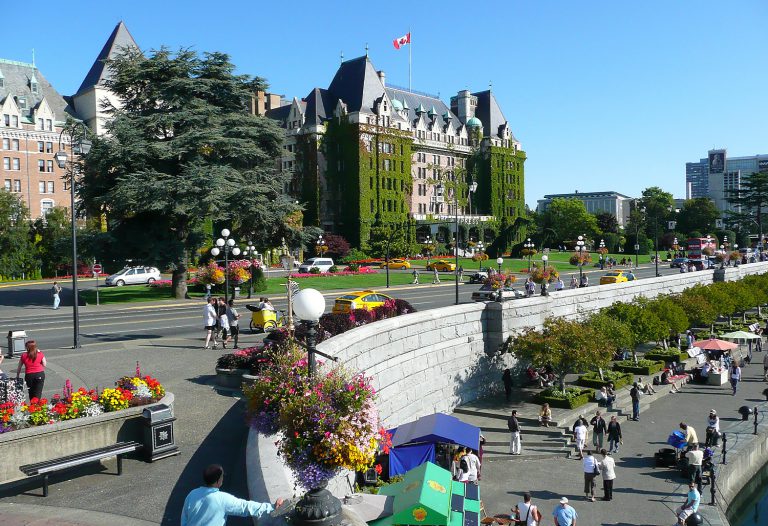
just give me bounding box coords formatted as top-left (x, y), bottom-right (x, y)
top-left (19, 441), bottom-right (142, 496)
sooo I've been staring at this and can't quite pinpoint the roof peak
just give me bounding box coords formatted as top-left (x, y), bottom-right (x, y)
top-left (76, 21), bottom-right (139, 95)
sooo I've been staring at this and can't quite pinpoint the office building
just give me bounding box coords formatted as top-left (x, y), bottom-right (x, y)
top-left (536, 191), bottom-right (634, 228)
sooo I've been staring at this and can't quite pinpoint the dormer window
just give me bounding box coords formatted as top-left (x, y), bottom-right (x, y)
top-left (31, 82), bottom-right (38, 94)
top-left (17, 97), bottom-right (27, 110)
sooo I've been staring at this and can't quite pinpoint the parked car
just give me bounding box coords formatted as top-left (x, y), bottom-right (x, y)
top-left (426, 260), bottom-right (456, 272)
top-left (691, 258), bottom-right (716, 270)
top-left (471, 283), bottom-right (523, 302)
top-left (379, 258), bottom-right (411, 270)
top-left (599, 270), bottom-right (635, 285)
top-left (468, 270), bottom-right (489, 284)
top-left (298, 257), bottom-right (335, 273)
top-left (332, 290), bottom-right (393, 314)
top-left (670, 257), bottom-right (689, 268)
top-left (104, 266), bottom-right (161, 286)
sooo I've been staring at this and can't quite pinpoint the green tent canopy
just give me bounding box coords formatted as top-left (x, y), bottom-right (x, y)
top-left (369, 462), bottom-right (481, 526)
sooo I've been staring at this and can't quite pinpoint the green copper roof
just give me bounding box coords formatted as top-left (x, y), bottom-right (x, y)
top-left (466, 116), bottom-right (482, 127)
top-left (391, 98), bottom-right (403, 111)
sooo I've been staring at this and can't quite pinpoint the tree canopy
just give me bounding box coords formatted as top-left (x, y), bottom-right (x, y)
top-left (537, 198), bottom-right (599, 244)
top-left (0, 190), bottom-right (36, 278)
top-left (676, 198), bottom-right (721, 237)
top-left (725, 171), bottom-right (768, 239)
top-left (80, 48), bottom-right (297, 298)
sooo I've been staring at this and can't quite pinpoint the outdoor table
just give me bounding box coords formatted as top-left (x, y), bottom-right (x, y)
top-left (707, 370), bottom-right (729, 386)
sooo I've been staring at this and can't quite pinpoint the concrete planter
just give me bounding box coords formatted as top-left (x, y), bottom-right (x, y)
top-left (0, 393), bottom-right (174, 486)
top-left (241, 373), bottom-right (258, 387)
top-left (215, 368), bottom-right (248, 389)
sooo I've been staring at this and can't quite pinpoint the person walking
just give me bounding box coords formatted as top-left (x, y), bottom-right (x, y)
top-left (555, 277), bottom-right (565, 291)
top-left (673, 481), bottom-right (701, 525)
top-left (730, 362), bottom-right (741, 395)
top-left (763, 352), bottom-right (768, 381)
top-left (705, 409), bottom-right (720, 447)
top-left (590, 411), bottom-right (606, 450)
top-left (514, 492), bottom-right (541, 526)
top-left (606, 416), bottom-right (622, 453)
top-left (458, 265), bottom-right (464, 282)
top-left (412, 269), bottom-right (420, 284)
top-left (582, 450), bottom-right (599, 501)
top-left (226, 299), bottom-right (241, 349)
top-left (598, 449), bottom-right (616, 501)
top-left (573, 418), bottom-right (587, 460)
top-left (181, 464), bottom-right (284, 526)
top-left (432, 267), bottom-right (440, 284)
top-left (51, 281), bottom-right (62, 309)
top-left (685, 443), bottom-right (704, 494)
top-left (203, 297), bottom-right (218, 349)
top-left (502, 368), bottom-right (513, 402)
top-left (508, 409), bottom-right (521, 456)
top-left (553, 497), bottom-right (578, 526)
top-left (630, 382), bottom-right (640, 421)
top-left (217, 298), bottom-right (230, 349)
top-left (466, 448), bottom-right (481, 485)
top-left (14, 340), bottom-right (46, 401)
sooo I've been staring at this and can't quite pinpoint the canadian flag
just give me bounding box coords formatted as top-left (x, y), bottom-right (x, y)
top-left (393, 33), bottom-right (411, 50)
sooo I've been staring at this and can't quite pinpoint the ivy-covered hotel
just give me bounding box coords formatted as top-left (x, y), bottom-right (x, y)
top-left (263, 55), bottom-right (526, 251)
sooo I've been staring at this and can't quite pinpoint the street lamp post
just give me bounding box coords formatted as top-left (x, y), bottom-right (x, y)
top-left (599, 239), bottom-right (606, 269)
top-left (467, 180), bottom-right (478, 217)
top-left (497, 256), bottom-right (504, 274)
top-left (243, 243), bottom-right (258, 299)
top-left (210, 229), bottom-right (240, 302)
top-left (524, 238), bottom-right (535, 271)
top-left (654, 220), bottom-right (660, 277)
top-left (292, 288), bottom-right (326, 377)
top-left (316, 234), bottom-right (327, 257)
top-left (437, 182), bottom-right (461, 306)
top-left (576, 235), bottom-right (586, 286)
top-left (54, 122), bottom-right (92, 349)
top-left (541, 254), bottom-right (549, 296)
top-left (423, 235), bottom-right (433, 268)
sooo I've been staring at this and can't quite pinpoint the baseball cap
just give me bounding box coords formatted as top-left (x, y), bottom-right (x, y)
top-left (559, 497), bottom-right (569, 504)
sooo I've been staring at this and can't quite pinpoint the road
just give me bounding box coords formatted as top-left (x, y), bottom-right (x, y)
top-left (0, 262), bottom-right (684, 352)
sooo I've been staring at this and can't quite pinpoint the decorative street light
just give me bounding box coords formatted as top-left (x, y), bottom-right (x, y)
top-left (524, 238), bottom-right (535, 271)
top-left (496, 256), bottom-right (504, 274)
top-left (210, 228), bottom-right (240, 302)
top-left (477, 240), bottom-right (484, 253)
top-left (316, 234), bottom-right (328, 257)
top-left (576, 235), bottom-right (586, 285)
top-left (242, 243), bottom-right (259, 299)
top-left (423, 235), bottom-right (434, 267)
top-left (437, 181), bottom-right (461, 306)
top-left (292, 288), bottom-right (326, 377)
top-left (541, 254), bottom-right (549, 296)
top-left (467, 180), bottom-right (479, 217)
top-left (54, 121), bottom-right (92, 349)
top-left (734, 243), bottom-right (739, 266)
top-left (599, 239), bottom-right (606, 269)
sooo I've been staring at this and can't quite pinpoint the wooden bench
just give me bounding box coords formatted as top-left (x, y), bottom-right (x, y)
top-left (19, 441), bottom-right (142, 496)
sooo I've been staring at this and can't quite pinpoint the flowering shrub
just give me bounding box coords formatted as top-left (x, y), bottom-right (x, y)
top-left (150, 277), bottom-right (199, 288)
top-left (289, 267), bottom-right (376, 278)
top-left (196, 262), bottom-right (225, 285)
top-left (0, 368), bottom-right (165, 433)
top-left (216, 346), bottom-right (269, 372)
top-left (244, 341), bottom-right (389, 490)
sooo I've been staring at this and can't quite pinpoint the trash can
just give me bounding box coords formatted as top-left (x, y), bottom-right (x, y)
top-left (6, 330), bottom-right (27, 358)
top-left (233, 287), bottom-right (240, 299)
top-left (141, 403), bottom-right (180, 462)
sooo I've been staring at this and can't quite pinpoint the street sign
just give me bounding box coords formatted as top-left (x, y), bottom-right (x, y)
top-left (92, 264), bottom-right (102, 274)
top-left (634, 244), bottom-right (640, 251)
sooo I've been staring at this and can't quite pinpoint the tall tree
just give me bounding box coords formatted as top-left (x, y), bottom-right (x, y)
top-left (80, 48), bottom-right (297, 298)
top-left (0, 190), bottom-right (36, 278)
top-left (725, 171), bottom-right (768, 244)
top-left (594, 211), bottom-right (619, 234)
top-left (538, 198), bottom-right (599, 244)
top-left (32, 206), bottom-right (71, 277)
top-left (676, 198), bottom-right (720, 237)
top-left (639, 186), bottom-right (674, 242)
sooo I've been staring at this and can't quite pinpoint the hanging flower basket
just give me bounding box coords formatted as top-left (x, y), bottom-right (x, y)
top-left (530, 265), bottom-right (560, 284)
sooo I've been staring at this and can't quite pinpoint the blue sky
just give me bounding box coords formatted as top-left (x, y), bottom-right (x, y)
top-left (3, 0), bottom-right (766, 207)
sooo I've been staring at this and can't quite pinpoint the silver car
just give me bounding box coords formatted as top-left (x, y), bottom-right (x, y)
top-left (104, 266), bottom-right (161, 286)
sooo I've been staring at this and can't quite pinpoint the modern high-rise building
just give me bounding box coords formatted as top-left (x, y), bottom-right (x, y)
top-left (261, 55), bottom-right (526, 249)
top-left (685, 150), bottom-right (768, 213)
top-left (536, 191), bottom-right (634, 228)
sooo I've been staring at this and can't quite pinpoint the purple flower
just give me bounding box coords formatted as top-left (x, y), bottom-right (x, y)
top-left (250, 411), bottom-right (279, 436)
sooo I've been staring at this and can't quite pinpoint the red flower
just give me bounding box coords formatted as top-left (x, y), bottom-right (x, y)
top-left (374, 464), bottom-right (383, 475)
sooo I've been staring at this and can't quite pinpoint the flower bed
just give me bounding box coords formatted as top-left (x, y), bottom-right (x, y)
top-left (149, 277), bottom-right (199, 288)
top-left (613, 359), bottom-right (665, 376)
top-left (0, 365), bottom-right (164, 434)
top-left (289, 267), bottom-right (377, 279)
top-left (644, 349), bottom-right (688, 364)
top-left (577, 371), bottom-right (633, 389)
top-left (537, 387), bottom-right (592, 409)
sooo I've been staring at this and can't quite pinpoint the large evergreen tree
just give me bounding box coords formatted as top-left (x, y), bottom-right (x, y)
top-left (80, 48), bottom-right (297, 298)
top-left (676, 198), bottom-right (720, 237)
top-left (0, 190), bottom-right (36, 278)
top-left (724, 171), bottom-right (768, 243)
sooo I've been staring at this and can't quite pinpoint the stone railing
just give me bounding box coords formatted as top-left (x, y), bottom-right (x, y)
top-left (0, 393), bottom-right (174, 485)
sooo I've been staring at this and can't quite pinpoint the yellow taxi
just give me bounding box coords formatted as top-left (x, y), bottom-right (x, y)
top-left (332, 290), bottom-right (394, 313)
top-left (426, 260), bottom-right (456, 272)
top-left (599, 270), bottom-right (635, 285)
top-left (380, 258), bottom-right (411, 270)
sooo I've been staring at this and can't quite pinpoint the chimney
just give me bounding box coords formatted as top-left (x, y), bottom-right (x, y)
top-left (377, 70), bottom-right (386, 87)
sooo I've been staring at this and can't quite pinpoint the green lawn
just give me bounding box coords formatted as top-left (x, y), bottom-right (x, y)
top-left (407, 252), bottom-right (652, 273)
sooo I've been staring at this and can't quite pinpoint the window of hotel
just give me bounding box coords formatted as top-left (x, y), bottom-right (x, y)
top-left (3, 114), bottom-right (9, 126)
top-left (38, 160), bottom-right (45, 172)
top-left (2, 138), bottom-right (8, 149)
top-left (38, 141), bottom-right (44, 152)
top-left (46, 119), bottom-right (52, 131)
top-left (12, 158), bottom-right (19, 170)
top-left (17, 97), bottom-right (26, 109)
top-left (11, 116), bottom-right (18, 127)
top-left (3, 179), bottom-right (10, 191)
top-left (47, 181), bottom-right (54, 193)
top-left (2, 157), bottom-right (9, 169)
top-left (41, 199), bottom-right (54, 216)
top-left (39, 181), bottom-right (45, 193)
top-left (47, 161), bottom-right (53, 173)
top-left (38, 118), bottom-right (44, 130)
top-left (13, 179), bottom-right (20, 192)
top-left (46, 142), bottom-right (53, 153)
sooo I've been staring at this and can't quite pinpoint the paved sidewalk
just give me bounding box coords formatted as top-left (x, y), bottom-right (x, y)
top-left (461, 358), bottom-right (768, 525)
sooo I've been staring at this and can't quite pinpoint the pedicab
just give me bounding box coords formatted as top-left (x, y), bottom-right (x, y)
top-left (245, 304), bottom-right (286, 333)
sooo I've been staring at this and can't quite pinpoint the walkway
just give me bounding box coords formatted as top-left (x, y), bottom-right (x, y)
top-left (456, 356), bottom-right (768, 525)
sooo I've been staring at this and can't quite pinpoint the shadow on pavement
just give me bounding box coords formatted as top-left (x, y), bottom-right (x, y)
top-left (0, 287), bottom-right (58, 308)
top-left (161, 401), bottom-right (252, 526)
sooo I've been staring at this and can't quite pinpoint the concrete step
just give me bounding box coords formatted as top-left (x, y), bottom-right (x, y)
top-left (483, 447), bottom-right (571, 461)
top-left (484, 438), bottom-right (568, 448)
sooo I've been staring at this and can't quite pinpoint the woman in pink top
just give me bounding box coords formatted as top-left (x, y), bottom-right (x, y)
top-left (15, 340), bottom-right (47, 401)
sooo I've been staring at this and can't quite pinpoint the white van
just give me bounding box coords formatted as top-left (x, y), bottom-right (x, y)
top-left (298, 258), bottom-right (335, 273)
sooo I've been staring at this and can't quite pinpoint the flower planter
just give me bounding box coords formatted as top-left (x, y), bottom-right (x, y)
top-left (537, 389), bottom-right (592, 410)
top-left (241, 373), bottom-right (258, 387)
top-left (215, 368), bottom-right (248, 389)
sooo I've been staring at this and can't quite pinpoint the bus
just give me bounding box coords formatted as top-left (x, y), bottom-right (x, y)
top-left (687, 237), bottom-right (717, 261)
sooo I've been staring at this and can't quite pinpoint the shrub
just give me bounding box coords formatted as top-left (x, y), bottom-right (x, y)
top-left (252, 266), bottom-right (267, 292)
top-left (645, 349), bottom-right (688, 363)
top-left (309, 267), bottom-right (321, 274)
top-left (394, 298), bottom-right (417, 314)
top-left (328, 265), bottom-right (339, 273)
top-left (319, 313), bottom-right (356, 337)
top-left (537, 387), bottom-right (592, 409)
top-left (350, 308), bottom-right (376, 324)
top-left (340, 248), bottom-right (370, 264)
top-left (471, 253), bottom-right (489, 262)
top-left (612, 360), bottom-right (665, 376)
top-left (346, 263), bottom-right (360, 272)
top-left (577, 371), bottom-right (633, 389)
top-left (216, 353), bottom-right (244, 370)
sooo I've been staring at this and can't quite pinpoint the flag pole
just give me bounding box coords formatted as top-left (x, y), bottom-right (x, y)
top-left (408, 29), bottom-right (412, 92)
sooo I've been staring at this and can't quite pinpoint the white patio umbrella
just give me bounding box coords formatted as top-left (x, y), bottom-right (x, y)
top-left (721, 330), bottom-right (762, 360)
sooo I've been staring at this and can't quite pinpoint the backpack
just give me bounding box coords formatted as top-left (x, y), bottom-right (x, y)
top-left (459, 456), bottom-right (469, 473)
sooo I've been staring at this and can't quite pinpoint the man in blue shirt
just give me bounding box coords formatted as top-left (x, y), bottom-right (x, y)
top-left (674, 481), bottom-right (700, 525)
top-left (553, 496), bottom-right (578, 526)
top-left (181, 464), bottom-right (285, 526)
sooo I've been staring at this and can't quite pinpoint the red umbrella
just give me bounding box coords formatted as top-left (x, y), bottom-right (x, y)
top-left (695, 338), bottom-right (738, 351)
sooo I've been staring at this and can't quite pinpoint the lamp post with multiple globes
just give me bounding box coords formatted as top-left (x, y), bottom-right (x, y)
top-left (210, 229), bottom-right (240, 302)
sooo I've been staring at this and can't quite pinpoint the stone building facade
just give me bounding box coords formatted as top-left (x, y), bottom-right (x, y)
top-left (263, 55), bottom-right (526, 250)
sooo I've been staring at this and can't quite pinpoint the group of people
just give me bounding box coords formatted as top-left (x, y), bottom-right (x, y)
top-left (571, 411), bottom-right (623, 458)
top-left (203, 297), bottom-right (241, 350)
top-left (450, 446), bottom-right (481, 484)
top-left (526, 365), bottom-right (557, 388)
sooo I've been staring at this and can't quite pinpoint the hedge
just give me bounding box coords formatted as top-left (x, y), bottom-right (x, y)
top-left (537, 388), bottom-right (592, 410)
top-left (644, 349), bottom-right (688, 364)
top-left (613, 360), bottom-right (665, 376)
top-left (577, 371), bottom-right (633, 390)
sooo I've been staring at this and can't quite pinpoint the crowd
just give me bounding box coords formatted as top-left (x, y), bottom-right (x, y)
top-left (202, 297), bottom-right (242, 349)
